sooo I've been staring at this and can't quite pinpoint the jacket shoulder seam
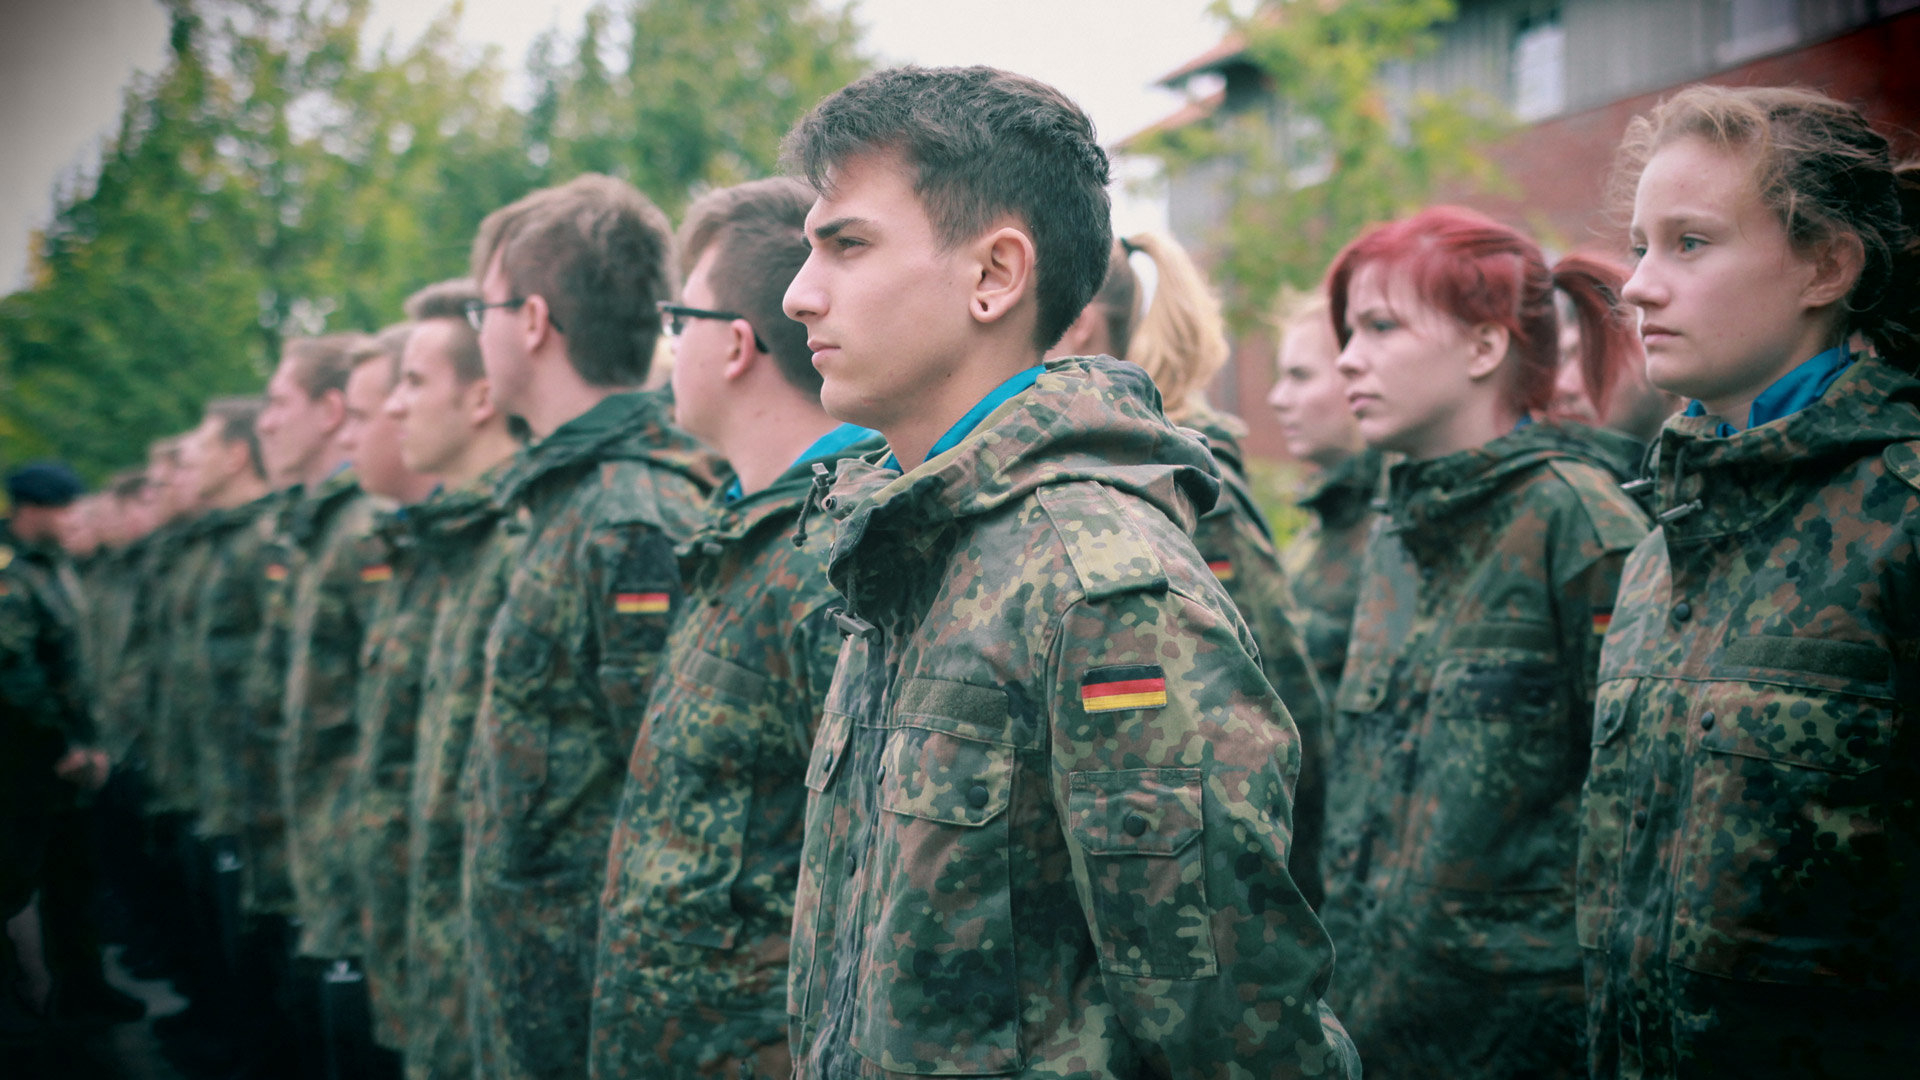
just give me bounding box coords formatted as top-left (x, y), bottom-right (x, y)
top-left (1885, 439), bottom-right (1920, 494)
top-left (1544, 458), bottom-right (1650, 551)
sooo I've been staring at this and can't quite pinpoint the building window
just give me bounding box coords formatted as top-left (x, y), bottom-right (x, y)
top-left (1718, 0), bottom-right (1799, 65)
top-left (1511, 10), bottom-right (1567, 123)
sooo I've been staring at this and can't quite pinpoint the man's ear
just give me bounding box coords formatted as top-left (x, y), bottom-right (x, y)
top-left (318, 388), bottom-right (348, 433)
top-left (1464, 322), bottom-right (1513, 381)
top-left (522, 293), bottom-right (562, 352)
top-left (1803, 230), bottom-right (1865, 310)
top-left (722, 320), bottom-right (759, 382)
top-left (969, 223), bottom-right (1037, 327)
top-left (465, 377), bottom-right (500, 427)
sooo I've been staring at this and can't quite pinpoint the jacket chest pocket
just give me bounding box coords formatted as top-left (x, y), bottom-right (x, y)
top-left (1576, 679), bottom-right (1636, 953)
top-left (1669, 638), bottom-right (1903, 988)
top-left (1067, 768), bottom-right (1214, 979)
top-left (1411, 646), bottom-right (1576, 894)
top-left (786, 705), bottom-right (851, 1032)
top-left (854, 715), bottom-right (1021, 1076)
top-left (476, 586), bottom-right (562, 842)
top-left (617, 649), bottom-right (772, 953)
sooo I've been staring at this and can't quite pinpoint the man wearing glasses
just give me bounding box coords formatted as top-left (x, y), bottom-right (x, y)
top-left (458, 174), bottom-right (721, 1080)
top-left (588, 178), bottom-right (879, 1080)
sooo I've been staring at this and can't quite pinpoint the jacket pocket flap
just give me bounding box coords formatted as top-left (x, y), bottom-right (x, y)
top-left (878, 726), bottom-right (1011, 826)
top-left (1068, 769), bottom-right (1204, 856)
top-left (804, 711), bottom-right (850, 793)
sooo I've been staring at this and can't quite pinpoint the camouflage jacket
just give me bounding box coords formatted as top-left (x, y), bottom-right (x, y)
top-left (1280, 447), bottom-right (1384, 695)
top-left (187, 494), bottom-right (281, 835)
top-left (1322, 421), bottom-right (1648, 1078)
top-left (463, 390), bottom-right (719, 1080)
top-left (1187, 406), bottom-right (1331, 910)
top-left (280, 471), bottom-right (387, 957)
top-left (241, 489), bottom-right (301, 914)
top-left (591, 426), bottom-right (884, 1080)
top-left (148, 512), bottom-right (226, 816)
top-left (348, 498), bottom-right (441, 1049)
top-left (0, 522), bottom-right (91, 812)
top-left (404, 459), bottom-right (518, 1080)
top-left (1579, 356), bottom-right (1920, 1079)
top-left (85, 546), bottom-right (143, 761)
top-left (790, 357), bottom-right (1355, 1080)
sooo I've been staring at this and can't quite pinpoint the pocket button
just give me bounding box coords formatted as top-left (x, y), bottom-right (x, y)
top-left (1700, 711), bottom-right (1716, 731)
top-left (967, 784), bottom-right (989, 809)
top-left (1123, 813), bottom-right (1148, 838)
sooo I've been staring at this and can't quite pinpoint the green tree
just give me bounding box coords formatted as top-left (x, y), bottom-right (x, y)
top-left (0, 0), bottom-right (530, 479)
top-left (536, 0), bottom-right (870, 217)
top-left (1132, 0), bottom-right (1505, 331)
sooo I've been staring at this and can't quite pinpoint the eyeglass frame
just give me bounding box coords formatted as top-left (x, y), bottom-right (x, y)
top-left (461, 297), bottom-right (565, 334)
top-left (656, 301), bottom-right (769, 354)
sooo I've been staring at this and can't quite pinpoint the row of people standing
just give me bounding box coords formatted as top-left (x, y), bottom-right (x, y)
top-left (1273, 83), bottom-right (1919, 1078)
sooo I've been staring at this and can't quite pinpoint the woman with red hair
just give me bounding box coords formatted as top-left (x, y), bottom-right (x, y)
top-left (1318, 206), bottom-right (1650, 1077)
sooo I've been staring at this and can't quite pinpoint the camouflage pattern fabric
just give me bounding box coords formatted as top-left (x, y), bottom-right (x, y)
top-left (591, 428), bottom-right (883, 1080)
top-left (403, 461), bottom-right (517, 1080)
top-left (348, 500), bottom-right (438, 1050)
top-left (789, 357), bottom-right (1356, 1080)
top-left (279, 471), bottom-right (386, 958)
top-left (1280, 447), bottom-right (1384, 695)
top-left (85, 544), bottom-right (145, 763)
top-left (147, 513), bottom-right (224, 816)
top-left (0, 522), bottom-right (92, 907)
top-left (1322, 420), bottom-right (1648, 1079)
top-left (187, 495), bottom-right (281, 837)
top-left (1187, 405), bottom-right (1332, 910)
top-left (463, 390), bottom-right (719, 1080)
top-left (96, 531), bottom-right (174, 767)
top-left (241, 489), bottom-right (300, 914)
top-left (1579, 355), bottom-right (1920, 1079)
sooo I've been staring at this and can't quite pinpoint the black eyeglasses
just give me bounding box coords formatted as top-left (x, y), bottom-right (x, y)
top-left (462, 297), bottom-right (564, 334)
top-left (657, 301), bottom-right (768, 353)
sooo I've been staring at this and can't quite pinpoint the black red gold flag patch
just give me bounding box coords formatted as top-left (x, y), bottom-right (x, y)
top-left (615, 591), bottom-right (670, 615)
top-left (1205, 557), bottom-right (1235, 582)
top-left (360, 564), bottom-right (394, 584)
top-left (1591, 610), bottom-right (1613, 636)
top-left (1080, 664), bottom-right (1169, 713)
top-left (265, 563), bottom-right (289, 582)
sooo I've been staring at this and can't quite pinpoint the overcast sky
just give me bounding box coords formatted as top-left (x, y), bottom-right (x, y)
top-left (0, 0), bottom-right (1226, 293)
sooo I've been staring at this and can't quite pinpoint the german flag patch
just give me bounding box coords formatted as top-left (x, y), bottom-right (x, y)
top-left (265, 563), bottom-right (289, 582)
top-left (1592, 610), bottom-right (1613, 636)
top-left (1205, 557), bottom-right (1235, 582)
top-left (360, 564), bottom-right (393, 584)
top-left (615, 591), bottom-right (670, 615)
top-left (1080, 664), bottom-right (1169, 713)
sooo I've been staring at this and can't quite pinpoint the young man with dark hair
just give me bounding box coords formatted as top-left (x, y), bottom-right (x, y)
top-left (463, 174), bottom-right (721, 1080)
top-left (375, 278), bottom-right (525, 1080)
top-left (588, 177), bottom-right (881, 1080)
top-left (778, 66), bottom-right (1357, 1078)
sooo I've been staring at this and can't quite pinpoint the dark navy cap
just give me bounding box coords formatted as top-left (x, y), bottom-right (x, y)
top-left (5, 462), bottom-right (86, 507)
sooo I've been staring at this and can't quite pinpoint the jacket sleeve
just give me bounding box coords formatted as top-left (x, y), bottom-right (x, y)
top-left (1047, 585), bottom-right (1358, 1080)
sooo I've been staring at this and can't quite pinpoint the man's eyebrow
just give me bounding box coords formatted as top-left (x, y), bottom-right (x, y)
top-left (811, 216), bottom-right (870, 241)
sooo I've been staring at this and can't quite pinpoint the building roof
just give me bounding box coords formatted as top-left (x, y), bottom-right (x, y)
top-left (1116, 88), bottom-right (1225, 152)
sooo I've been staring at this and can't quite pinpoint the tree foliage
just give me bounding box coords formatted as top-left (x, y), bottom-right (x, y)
top-left (1132, 0), bottom-right (1506, 331)
top-left (0, 0), bottom-right (867, 480)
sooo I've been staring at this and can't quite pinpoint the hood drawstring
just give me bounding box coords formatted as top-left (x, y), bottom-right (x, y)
top-left (1658, 441), bottom-right (1703, 526)
top-left (792, 462), bottom-right (834, 549)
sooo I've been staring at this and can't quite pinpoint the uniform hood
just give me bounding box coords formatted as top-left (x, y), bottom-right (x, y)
top-left (1386, 420), bottom-right (1634, 535)
top-left (821, 356), bottom-right (1222, 561)
top-left (1646, 354), bottom-right (1920, 537)
top-left (287, 469), bottom-right (362, 548)
top-left (1299, 447), bottom-right (1387, 530)
top-left (496, 389), bottom-right (723, 509)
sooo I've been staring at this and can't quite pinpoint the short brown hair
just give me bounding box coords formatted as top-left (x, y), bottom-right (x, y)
top-left (350, 323), bottom-right (412, 386)
top-left (678, 178), bottom-right (819, 394)
top-left (782, 66), bottom-right (1114, 349)
top-left (403, 278), bottom-right (486, 383)
top-left (282, 333), bottom-right (368, 399)
top-left (203, 396), bottom-right (266, 480)
top-left (470, 174), bottom-right (675, 387)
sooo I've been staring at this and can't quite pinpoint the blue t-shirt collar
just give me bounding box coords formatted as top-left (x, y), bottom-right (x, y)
top-left (882, 366), bottom-right (1043, 472)
top-left (1683, 343), bottom-right (1852, 436)
top-left (722, 421), bottom-right (881, 502)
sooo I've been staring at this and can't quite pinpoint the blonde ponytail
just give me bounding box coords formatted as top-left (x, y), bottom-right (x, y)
top-left (1122, 231), bottom-right (1231, 422)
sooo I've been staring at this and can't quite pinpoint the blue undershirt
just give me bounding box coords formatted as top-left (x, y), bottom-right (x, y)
top-left (1683, 343), bottom-right (1852, 436)
top-left (723, 421), bottom-right (879, 502)
top-left (882, 365), bottom-right (1044, 472)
